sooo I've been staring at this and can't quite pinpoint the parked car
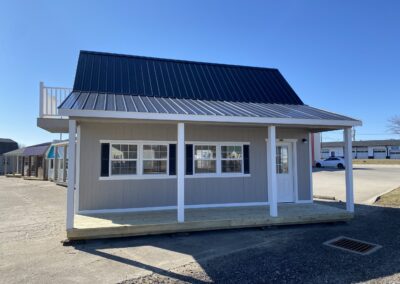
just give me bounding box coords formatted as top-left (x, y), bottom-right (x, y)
top-left (315, 157), bottom-right (345, 169)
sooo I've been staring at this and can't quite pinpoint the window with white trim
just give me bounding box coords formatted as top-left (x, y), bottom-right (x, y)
top-left (194, 145), bottom-right (217, 174)
top-left (142, 144), bottom-right (168, 174)
top-left (221, 145), bottom-right (243, 173)
top-left (110, 144), bottom-right (138, 175)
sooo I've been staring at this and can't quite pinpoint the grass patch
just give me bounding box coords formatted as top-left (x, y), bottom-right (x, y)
top-left (375, 187), bottom-right (400, 206)
top-left (353, 159), bottom-right (400, 165)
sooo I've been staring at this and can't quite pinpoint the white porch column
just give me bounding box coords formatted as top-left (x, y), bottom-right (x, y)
top-left (344, 128), bottom-right (354, 212)
top-left (74, 125), bottom-right (81, 213)
top-left (66, 120), bottom-right (76, 230)
top-left (267, 126), bottom-right (278, 217)
top-left (177, 122), bottom-right (185, 222)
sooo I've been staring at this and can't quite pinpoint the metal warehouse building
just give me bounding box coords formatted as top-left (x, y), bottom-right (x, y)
top-left (321, 139), bottom-right (400, 159)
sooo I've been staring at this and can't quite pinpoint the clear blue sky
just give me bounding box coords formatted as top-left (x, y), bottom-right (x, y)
top-left (1, 0), bottom-right (399, 145)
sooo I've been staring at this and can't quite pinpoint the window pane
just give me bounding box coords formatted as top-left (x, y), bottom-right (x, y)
top-left (194, 145), bottom-right (216, 159)
top-left (195, 160), bottom-right (216, 173)
top-left (112, 144), bottom-right (137, 160)
top-left (222, 160), bottom-right (242, 173)
top-left (143, 160), bottom-right (167, 174)
top-left (111, 161), bottom-right (137, 175)
top-left (143, 145), bottom-right (167, 160)
top-left (276, 146), bottom-right (288, 174)
top-left (221, 145), bottom-right (242, 159)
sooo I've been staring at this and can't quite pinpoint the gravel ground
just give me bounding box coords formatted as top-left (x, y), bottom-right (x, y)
top-left (1, 176), bottom-right (400, 283)
top-left (125, 203), bottom-right (400, 284)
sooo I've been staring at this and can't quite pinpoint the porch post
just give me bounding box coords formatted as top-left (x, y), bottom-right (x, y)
top-left (344, 128), bottom-right (354, 212)
top-left (177, 122), bottom-right (185, 223)
top-left (66, 120), bottom-right (76, 230)
top-left (267, 125), bottom-right (278, 217)
top-left (75, 125), bottom-right (81, 213)
top-left (4, 156), bottom-right (7, 175)
top-left (63, 146), bottom-right (67, 182)
top-left (54, 147), bottom-right (58, 180)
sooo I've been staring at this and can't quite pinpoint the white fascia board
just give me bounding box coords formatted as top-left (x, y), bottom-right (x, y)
top-left (59, 109), bottom-right (362, 127)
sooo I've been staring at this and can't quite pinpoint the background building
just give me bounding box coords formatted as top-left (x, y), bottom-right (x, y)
top-left (320, 139), bottom-right (400, 159)
top-left (0, 138), bottom-right (18, 175)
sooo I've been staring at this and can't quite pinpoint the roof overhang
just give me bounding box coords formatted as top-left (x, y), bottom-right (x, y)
top-left (59, 108), bottom-right (362, 128)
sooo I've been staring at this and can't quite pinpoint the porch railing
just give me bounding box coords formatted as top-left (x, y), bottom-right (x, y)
top-left (39, 82), bottom-right (72, 118)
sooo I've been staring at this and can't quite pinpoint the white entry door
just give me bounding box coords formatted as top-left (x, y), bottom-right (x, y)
top-left (276, 142), bottom-right (295, 202)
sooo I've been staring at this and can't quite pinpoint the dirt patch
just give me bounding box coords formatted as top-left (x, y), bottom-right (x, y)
top-left (375, 187), bottom-right (400, 206)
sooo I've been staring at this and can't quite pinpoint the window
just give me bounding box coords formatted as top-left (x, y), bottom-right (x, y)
top-left (110, 144), bottom-right (138, 175)
top-left (276, 145), bottom-right (289, 174)
top-left (50, 159), bottom-right (54, 169)
top-left (142, 145), bottom-right (168, 174)
top-left (221, 145), bottom-right (243, 173)
top-left (194, 145), bottom-right (217, 174)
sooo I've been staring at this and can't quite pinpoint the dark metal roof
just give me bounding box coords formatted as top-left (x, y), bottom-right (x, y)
top-left (69, 50), bottom-right (303, 105)
top-left (0, 138), bottom-right (18, 155)
top-left (22, 142), bottom-right (51, 157)
top-left (60, 92), bottom-right (355, 121)
top-left (3, 147), bottom-right (24, 156)
top-left (0, 138), bottom-right (17, 143)
top-left (322, 140), bottom-right (400, 148)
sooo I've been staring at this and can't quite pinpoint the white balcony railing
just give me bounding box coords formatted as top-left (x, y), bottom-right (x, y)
top-left (39, 82), bottom-right (72, 118)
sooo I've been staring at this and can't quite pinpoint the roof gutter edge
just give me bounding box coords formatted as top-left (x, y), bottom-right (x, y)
top-left (59, 109), bottom-right (362, 128)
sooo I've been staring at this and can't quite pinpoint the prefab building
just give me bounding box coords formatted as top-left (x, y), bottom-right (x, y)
top-left (22, 142), bottom-right (51, 180)
top-left (46, 141), bottom-right (69, 184)
top-left (0, 138), bottom-right (18, 175)
top-left (3, 148), bottom-right (24, 175)
top-left (38, 51), bottom-right (361, 240)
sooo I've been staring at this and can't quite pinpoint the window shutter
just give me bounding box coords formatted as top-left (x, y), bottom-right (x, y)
top-left (243, 144), bottom-right (250, 174)
top-left (169, 144), bottom-right (176, 175)
top-left (100, 143), bottom-right (110, 177)
top-left (185, 144), bottom-right (193, 175)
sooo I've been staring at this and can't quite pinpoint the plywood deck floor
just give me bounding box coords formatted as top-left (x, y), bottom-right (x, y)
top-left (68, 203), bottom-right (353, 240)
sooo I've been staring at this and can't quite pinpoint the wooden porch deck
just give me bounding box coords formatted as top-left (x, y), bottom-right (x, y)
top-left (68, 203), bottom-right (353, 240)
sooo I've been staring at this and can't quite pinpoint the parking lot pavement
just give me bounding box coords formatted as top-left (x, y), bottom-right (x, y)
top-left (313, 164), bottom-right (400, 204)
top-left (1, 176), bottom-right (400, 284)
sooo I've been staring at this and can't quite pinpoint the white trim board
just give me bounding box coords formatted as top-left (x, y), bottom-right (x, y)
top-left (78, 202), bottom-right (271, 215)
top-left (60, 109), bottom-right (362, 127)
top-left (77, 201), bottom-right (315, 215)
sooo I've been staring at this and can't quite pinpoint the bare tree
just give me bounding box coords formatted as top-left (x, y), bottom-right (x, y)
top-left (388, 116), bottom-right (400, 135)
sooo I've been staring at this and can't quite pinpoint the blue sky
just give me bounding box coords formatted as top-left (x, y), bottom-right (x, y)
top-left (0, 0), bottom-right (399, 145)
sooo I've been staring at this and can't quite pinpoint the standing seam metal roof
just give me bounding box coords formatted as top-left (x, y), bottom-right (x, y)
top-left (69, 51), bottom-right (303, 105)
top-left (60, 92), bottom-right (356, 121)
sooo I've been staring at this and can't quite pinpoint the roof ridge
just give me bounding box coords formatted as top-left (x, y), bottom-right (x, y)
top-left (79, 50), bottom-right (279, 72)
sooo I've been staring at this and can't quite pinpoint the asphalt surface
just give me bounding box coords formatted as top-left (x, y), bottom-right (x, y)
top-left (1, 176), bottom-right (400, 283)
top-left (128, 202), bottom-right (400, 284)
top-left (313, 165), bottom-right (400, 204)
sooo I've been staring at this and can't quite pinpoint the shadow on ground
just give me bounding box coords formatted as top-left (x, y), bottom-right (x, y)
top-left (73, 201), bottom-right (400, 283)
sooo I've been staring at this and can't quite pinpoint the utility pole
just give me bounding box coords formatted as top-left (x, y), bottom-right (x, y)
top-left (352, 127), bottom-right (356, 141)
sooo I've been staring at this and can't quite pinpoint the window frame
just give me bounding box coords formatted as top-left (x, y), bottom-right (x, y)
top-left (190, 142), bottom-right (250, 178)
top-left (193, 143), bottom-right (218, 175)
top-left (141, 143), bottom-right (169, 175)
top-left (110, 143), bottom-right (139, 176)
top-left (99, 140), bottom-right (251, 180)
top-left (220, 144), bottom-right (244, 175)
top-left (101, 140), bottom-right (173, 180)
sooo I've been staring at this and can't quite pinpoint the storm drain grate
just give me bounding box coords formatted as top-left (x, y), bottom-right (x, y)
top-left (324, 236), bottom-right (382, 255)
